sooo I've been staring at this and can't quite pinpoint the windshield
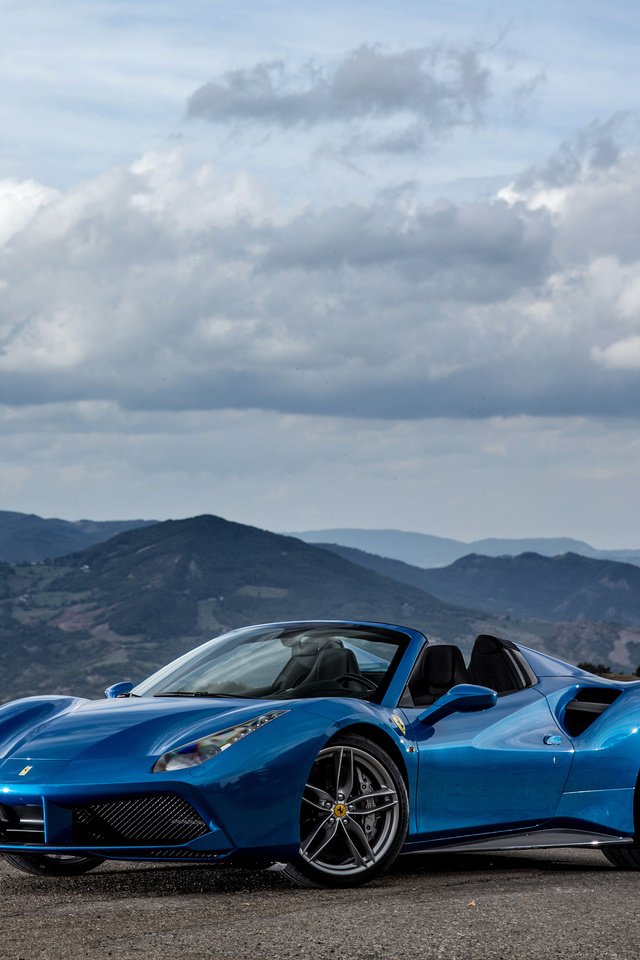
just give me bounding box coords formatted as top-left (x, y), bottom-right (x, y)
top-left (132, 623), bottom-right (408, 701)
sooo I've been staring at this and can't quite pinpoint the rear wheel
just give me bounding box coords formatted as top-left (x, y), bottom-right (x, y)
top-left (601, 845), bottom-right (640, 869)
top-left (283, 733), bottom-right (408, 888)
top-left (2, 852), bottom-right (104, 876)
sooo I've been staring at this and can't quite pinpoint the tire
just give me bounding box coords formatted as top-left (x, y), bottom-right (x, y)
top-left (2, 852), bottom-right (105, 877)
top-left (601, 845), bottom-right (640, 869)
top-left (283, 733), bottom-right (408, 888)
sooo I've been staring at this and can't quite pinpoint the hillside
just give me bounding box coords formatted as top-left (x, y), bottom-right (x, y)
top-left (315, 542), bottom-right (640, 671)
top-left (292, 527), bottom-right (640, 568)
top-left (0, 515), bottom-right (509, 702)
top-left (416, 552), bottom-right (640, 628)
top-left (315, 541), bottom-right (440, 591)
top-left (0, 511), bottom-right (156, 562)
top-left (318, 541), bottom-right (640, 626)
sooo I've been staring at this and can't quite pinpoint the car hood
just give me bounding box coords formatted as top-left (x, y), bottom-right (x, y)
top-left (0, 695), bottom-right (285, 762)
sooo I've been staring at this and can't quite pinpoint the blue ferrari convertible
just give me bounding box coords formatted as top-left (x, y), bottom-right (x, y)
top-left (1, 620), bottom-right (640, 887)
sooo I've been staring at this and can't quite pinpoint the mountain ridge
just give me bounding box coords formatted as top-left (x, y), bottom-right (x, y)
top-left (0, 510), bottom-right (156, 562)
top-left (315, 541), bottom-right (640, 668)
top-left (291, 527), bottom-right (640, 568)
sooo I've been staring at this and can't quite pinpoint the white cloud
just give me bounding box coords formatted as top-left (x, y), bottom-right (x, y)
top-left (1, 139), bottom-right (640, 421)
top-left (593, 335), bottom-right (640, 370)
top-left (0, 178), bottom-right (59, 245)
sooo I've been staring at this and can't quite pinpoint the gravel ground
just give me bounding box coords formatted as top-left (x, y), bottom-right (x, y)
top-left (1, 848), bottom-right (638, 960)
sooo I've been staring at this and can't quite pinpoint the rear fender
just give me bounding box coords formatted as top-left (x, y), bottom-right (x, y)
top-left (556, 685), bottom-right (640, 793)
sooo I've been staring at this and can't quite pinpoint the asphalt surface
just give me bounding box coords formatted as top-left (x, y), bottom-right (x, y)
top-left (1, 848), bottom-right (639, 960)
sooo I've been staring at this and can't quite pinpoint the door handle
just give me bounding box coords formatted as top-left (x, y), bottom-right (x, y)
top-left (544, 734), bottom-right (562, 745)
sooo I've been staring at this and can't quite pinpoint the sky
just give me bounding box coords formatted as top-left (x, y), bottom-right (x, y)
top-left (1, 0), bottom-right (640, 547)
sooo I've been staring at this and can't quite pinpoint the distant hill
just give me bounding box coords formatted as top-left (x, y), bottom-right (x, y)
top-left (317, 542), bottom-right (640, 660)
top-left (1, 515), bottom-right (513, 702)
top-left (291, 527), bottom-right (640, 568)
top-left (417, 552), bottom-right (640, 627)
top-left (315, 542), bottom-right (442, 591)
top-left (0, 511), bottom-right (156, 562)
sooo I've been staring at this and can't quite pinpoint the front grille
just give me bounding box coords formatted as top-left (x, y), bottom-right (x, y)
top-left (73, 794), bottom-right (209, 846)
top-left (0, 803), bottom-right (45, 844)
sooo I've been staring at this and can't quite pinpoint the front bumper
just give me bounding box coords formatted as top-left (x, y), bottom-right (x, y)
top-left (0, 774), bottom-right (235, 862)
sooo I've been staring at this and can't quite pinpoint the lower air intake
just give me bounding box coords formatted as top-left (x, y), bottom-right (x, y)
top-left (73, 794), bottom-right (209, 846)
top-left (0, 803), bottom-right (45, 845)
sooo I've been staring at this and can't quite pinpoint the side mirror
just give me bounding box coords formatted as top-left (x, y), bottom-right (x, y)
top-left (418, 683), bottom-right (498, 725)
top-left (104, 681), bottom-right (134, 699)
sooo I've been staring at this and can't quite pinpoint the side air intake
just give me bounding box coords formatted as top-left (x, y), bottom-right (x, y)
top-left (563, 688), bottom-right (621, 737)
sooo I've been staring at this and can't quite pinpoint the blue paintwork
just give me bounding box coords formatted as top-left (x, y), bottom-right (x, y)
top-left (1, 619), bottom-right (640, 864)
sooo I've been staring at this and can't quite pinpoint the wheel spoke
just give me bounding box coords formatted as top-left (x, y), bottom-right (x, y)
top-left (339, 748), bottom-right (355, 801)
top-left (305, 782), bottom-right (333, 806)
top-left (352, 786), bottom-right (397, 802)
top-left (303, 819), bottom-right (340, 864)
top-left (341, 819), bottom-right (376, 866)
top-left (348, 799), bottom-right (398, 814)
top-left (301, 815), bottom-right (332, 857)
top-left (302, 793), bottom-right (329, 812)
top-left (333, 747), bottom-right (345, 796)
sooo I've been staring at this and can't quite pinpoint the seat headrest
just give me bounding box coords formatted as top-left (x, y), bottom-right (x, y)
top-left (421, 645), bottom-right (467, 688)
top-left (474, 634), bottom-right (504, 655)
top-left (290, 637), bottom-right (341, 658)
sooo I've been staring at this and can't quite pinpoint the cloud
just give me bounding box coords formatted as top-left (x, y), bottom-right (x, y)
top-left (593, 335), bottom-right (640, 370)
top-left (500, 114), bottom-right (640, 211)
top-left (1, 134), bottom-right (640, 422)
top-left (187, 43), bottom-right (534, 154)
top-left (0, 178), bottom-right (59, 245)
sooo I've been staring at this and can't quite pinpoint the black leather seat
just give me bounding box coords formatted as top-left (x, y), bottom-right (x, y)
top-left (304, 643), bottom-right (359, 686)
top-left (272, 639), bottom-right (359, 692)
top-left (467, 634), bottom-right (520, 693)
top-left (411, 644), bottom-right (469, 706)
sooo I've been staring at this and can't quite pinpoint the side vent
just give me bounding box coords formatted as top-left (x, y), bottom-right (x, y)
top-left (563, 688), bottom-right (621, 737)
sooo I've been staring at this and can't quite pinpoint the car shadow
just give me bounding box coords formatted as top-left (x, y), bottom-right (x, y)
top-left (1, 847), bottom-right (612, 900)
top-left (391, 848), bottom-right (611, 876)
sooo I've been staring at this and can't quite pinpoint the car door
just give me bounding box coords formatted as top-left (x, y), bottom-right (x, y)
top-left (400, 687), bottom-right (574, 837)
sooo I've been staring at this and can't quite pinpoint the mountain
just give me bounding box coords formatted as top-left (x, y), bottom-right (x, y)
top-left (317, 542), bottom-right (640, 626)
top-left (0, 515), bottom-right (512, 703)
top-left (290, 527), bottom-right (640, 568)
top-left (417, 552), bottom-right (640, 628)
top-left (316, 542), bottom-right (640, 670)
top-left (291, 529), bottom-right (467, 567)
top-left (315, 541), bottom-right (443, 591)
top-left (0, 511), bottom-right (156, 562)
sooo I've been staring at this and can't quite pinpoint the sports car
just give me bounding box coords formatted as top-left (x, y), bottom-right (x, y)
top-left (2, 620), bottom-right (640, 888)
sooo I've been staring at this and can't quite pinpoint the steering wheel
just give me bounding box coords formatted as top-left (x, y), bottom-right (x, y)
top-left (335, 672), bottom-right (378, 692)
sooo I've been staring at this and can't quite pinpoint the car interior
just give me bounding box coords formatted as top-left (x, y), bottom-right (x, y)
top-left (270, 637), bottom-right (361, 692)
top-left (404, 634), bottom-right (536, 707)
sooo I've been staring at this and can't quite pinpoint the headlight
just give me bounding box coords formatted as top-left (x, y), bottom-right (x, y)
top-left (152, 711), bottom-right (287, 773)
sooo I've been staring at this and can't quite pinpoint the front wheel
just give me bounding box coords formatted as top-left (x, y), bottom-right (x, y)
top-left (283, 733), bottom-right (408, 888)
top-left (2, 852), bottom-right (105, 876)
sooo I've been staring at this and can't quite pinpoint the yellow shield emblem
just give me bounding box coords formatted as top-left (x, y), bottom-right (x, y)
top-left (390, 715), bottom-right (406, 736)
